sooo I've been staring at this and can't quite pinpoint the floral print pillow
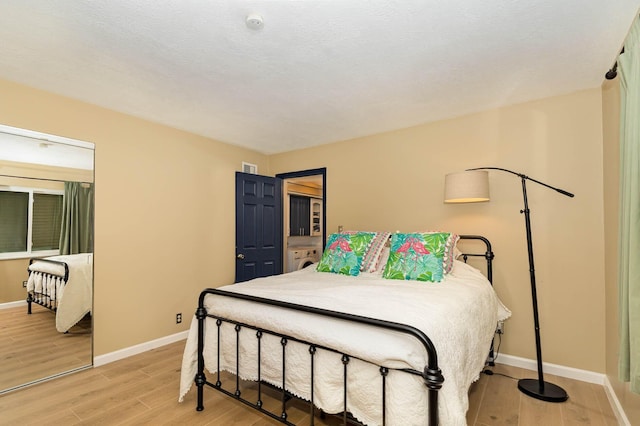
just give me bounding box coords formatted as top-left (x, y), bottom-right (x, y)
top-left (316, 232), bottom-right (375, 276)
top-left (382, 232), bottom-right (456, 282)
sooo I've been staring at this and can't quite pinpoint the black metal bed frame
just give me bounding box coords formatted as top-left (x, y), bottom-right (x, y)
top-left (26, 258), bottom-right (69, 314)
top-left (193, 234), bottom-right (494, 426)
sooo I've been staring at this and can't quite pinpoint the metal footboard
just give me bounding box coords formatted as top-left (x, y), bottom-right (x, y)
top-left (195, 290), bottom-right (444, 426)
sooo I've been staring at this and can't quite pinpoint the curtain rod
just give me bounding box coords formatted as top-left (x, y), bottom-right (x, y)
top-left (605, 47), bottom-right (625, 80)
top-left (605, 14), bottom-right (639, 80)
top-left (0, 173), bottom-right (92, 185)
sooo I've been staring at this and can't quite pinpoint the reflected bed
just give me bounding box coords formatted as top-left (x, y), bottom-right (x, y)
top-left (26, 253), bottom-right (93, 333)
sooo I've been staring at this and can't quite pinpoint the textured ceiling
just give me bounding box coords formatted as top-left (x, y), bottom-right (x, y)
top-left (0, 1), bottom-right (637, 154)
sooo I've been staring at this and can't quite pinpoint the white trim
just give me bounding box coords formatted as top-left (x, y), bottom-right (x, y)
top-left (93, 330), bottom-right (188, 367)
top-left (0, 250), bottom-right (60, 261)
top-left (603, 375), bottom-right (632, 426)
top-left (496, 353), bottom-right (605, 384)
top-left (497, 353), bottom-right (634, 422)
top-left (0, 300), bottom-right (27, 310)
top-left (0, 123), bottom-right (94, 150)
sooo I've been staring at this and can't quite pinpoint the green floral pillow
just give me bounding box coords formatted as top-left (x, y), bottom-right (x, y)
top-left (316, 232), bottom-right (375, 276)
top-left (382, 232), bottom-right (455, 282)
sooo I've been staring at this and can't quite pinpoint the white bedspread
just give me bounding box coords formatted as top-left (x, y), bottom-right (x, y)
top-left (179, 260), bottom-right (510, 426)
top-left (27, 253), bottom-right (93, 333)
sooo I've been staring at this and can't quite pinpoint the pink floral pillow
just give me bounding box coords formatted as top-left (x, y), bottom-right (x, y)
top-left (316, 232), bottom-right (375, 276)
top-left (382, 232), bottom-right (459, 282)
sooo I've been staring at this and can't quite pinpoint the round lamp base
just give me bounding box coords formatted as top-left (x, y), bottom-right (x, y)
top-left (518, 378), bottom-right (568, 403)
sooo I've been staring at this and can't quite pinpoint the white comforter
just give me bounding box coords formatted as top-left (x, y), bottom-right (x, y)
top-left (27, 253), bottom-right (93, 333)
top-left (179, 260), bottom-right (510, 426)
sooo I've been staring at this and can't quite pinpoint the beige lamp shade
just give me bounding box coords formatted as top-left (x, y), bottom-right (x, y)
top-left (444, 170), bottom-right (490, 203)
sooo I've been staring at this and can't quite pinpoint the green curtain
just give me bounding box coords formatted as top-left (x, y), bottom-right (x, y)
top-left (59, 182), bottom-right (94, 255)
top-left (618, 17), bottom-right (640, 393)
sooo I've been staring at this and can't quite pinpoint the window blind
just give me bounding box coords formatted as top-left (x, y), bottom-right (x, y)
top-left (32, 193), bottom-right (63, 251)
top-left (0, 191), bottom-right (28, 252)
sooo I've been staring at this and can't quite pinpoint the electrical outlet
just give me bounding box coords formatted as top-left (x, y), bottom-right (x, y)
top-left (176, 313), bottom-right (182, 324)
top-left (496, 321), bottom-right (504, 334)
top-left (22, 281), bottom-right (28, 288)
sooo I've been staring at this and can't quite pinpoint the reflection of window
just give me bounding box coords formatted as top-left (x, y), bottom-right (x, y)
top-left (0, 188), bottom-right (63, 258)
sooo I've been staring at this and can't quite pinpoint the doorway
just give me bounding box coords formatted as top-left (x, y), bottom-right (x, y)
top-left (276, 168), bottom-right (326, 273)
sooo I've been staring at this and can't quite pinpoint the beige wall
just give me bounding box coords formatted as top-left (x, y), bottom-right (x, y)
top-left (602, 78), bottom-right (640, 422)
top-left (4, 75), bottom-right (638, 418)
top-left (0, 259), bottom-right (29, 302)
top-left (0, 78), bottom-right (269, 355)
top-left (0, 160), bottom-right (93, 184)
top-left (271, 88), bottom-right (607, 372)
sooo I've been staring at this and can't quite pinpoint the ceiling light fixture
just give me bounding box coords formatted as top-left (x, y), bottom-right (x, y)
top-left (246, 14), bottom-right (264, 30)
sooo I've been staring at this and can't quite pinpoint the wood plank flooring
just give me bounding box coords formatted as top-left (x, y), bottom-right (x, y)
top-left (0, 339), bottom-right (619, 425)
top-left (467, 363), bottom-right (618, 426)
top-left (0, 304), bottom-right (91, 392)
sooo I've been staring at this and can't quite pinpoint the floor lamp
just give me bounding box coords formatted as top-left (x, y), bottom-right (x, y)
top-left (444, 167), bottom-right (573, 403)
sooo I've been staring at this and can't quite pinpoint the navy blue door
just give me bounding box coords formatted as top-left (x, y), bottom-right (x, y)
top-left (235, 172), bottom-right (283, 283)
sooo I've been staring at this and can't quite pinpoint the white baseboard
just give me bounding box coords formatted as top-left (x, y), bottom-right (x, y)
top-left (603, 375), bottom-right (632, 426)
top-left (497, 353), bottom-right (630, 424)
top-left (496, 353), bottom-right (605, 384)
top-left (93, 330), bottom-right (189, 367)
top-left (0, 300), bottom-right (27, 310)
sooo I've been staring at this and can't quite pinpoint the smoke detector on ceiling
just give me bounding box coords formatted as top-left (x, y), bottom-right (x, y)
top-left (246, 14), bottom-right (264, 30)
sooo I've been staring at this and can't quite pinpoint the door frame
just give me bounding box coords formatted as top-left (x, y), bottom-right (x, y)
top-left (276, 167), bottom-right (327, 250)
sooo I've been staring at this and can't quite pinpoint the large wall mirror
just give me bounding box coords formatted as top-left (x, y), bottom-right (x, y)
top-left (0, 124), bottom-right (94, 394)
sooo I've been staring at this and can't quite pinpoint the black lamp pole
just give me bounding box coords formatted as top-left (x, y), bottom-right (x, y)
top-left (468, 167), bottom-right (573, 402)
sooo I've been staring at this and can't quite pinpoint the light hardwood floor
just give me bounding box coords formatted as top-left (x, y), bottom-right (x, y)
top-left (0, 304), bottom-right (91, 392)
top-left (0, 339), bottom-right (619, 425)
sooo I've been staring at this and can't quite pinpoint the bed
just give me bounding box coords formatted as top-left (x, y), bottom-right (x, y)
top-left (26, 253), bottom-right (93, 333)
top-left (179, 234), bottom-right (510, 426)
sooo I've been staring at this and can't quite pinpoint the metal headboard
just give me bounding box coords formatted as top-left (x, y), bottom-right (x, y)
top-left (458, 235), bottom-right (494, 285)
